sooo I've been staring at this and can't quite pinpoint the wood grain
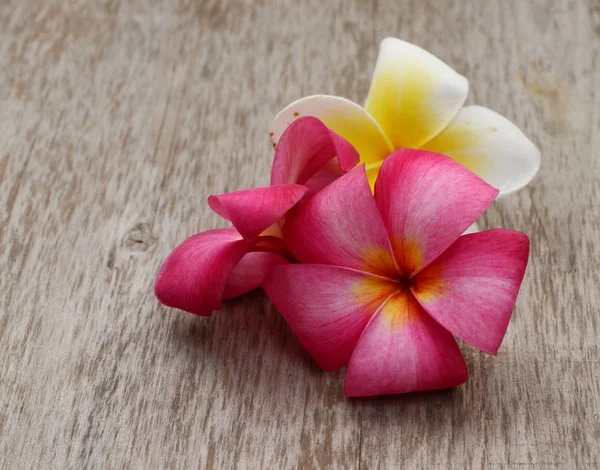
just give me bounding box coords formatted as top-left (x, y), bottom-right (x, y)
top-left (1, 0), bottom-right (599, 468)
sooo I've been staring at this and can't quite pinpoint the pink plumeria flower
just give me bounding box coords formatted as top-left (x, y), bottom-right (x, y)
top-left (263, 149), bottom-right (529, 397)
top-left (270, 38), bottom-right (540, 199)
top-left (154, 117), bottom-right (358, 316)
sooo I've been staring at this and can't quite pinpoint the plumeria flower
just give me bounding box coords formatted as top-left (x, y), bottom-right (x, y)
top-left (262, 149), bottom-right (529, 397)
top-left (155, 117), bottom-right (358, 315)
top-left (270, 38), bottom-right (540, 198)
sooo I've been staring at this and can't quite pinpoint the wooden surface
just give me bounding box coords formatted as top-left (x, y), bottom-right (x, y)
top-left (1, 0), bottom-right (599, 468)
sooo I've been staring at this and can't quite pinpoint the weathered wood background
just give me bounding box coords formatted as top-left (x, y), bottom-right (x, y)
top-left (1, 0), bottom-right (599, 468)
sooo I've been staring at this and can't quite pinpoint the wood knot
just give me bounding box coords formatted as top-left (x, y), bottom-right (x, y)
top-left (123, 222), bottom-right (157, 252)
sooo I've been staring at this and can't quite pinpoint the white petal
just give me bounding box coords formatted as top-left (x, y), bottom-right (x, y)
top-left (364, 38), bottom-right (469, 149)
top-left (270, 95), bottom-right (393, 167)
top-left (421, 106), bottom-right (541, 196)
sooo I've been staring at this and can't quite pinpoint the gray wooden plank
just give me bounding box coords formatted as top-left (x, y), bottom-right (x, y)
top-left (0, 0), bottom-right (598, 468)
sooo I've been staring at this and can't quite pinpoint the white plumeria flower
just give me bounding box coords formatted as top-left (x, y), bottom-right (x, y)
top-left (270, 37), bottom-right (540, 198)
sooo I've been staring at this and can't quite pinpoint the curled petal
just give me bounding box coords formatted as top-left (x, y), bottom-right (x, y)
top-left (270, 116), bottom-right (359, 186)
top-left (283, 165), bottom-right (398, 277)
top-left (345, 292), bottom-right (468, 397)
top-left (374, 149), bottom-right (498, 273)
top-left (154, 228), bottom-right (249, 316)
top-left (270, 95), bottom-right (393, 168)
top-left (301, 158), bottom-right (345, 196)
top-left (262, 264), bottom-right (398, 371)
top-left (412, 229), bottom-right (530, 355)
top-left (328, 128), bottom-right (362, 172)
top-left (223, 252), bottom-right (288, 300)
top-left (365, 38), bottom-right (469, 150)
top-left (251, 235), bottom-right (292, 259)
top-left (421, 106), bottom-right (541, 196)
top-left (208, 184), bottom-right (308, 239)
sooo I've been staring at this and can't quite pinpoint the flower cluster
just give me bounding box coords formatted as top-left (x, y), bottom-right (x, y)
top-left (155, 38), bottom-right (537, 397)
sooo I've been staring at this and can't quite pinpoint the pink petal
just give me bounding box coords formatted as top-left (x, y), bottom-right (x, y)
top-left (154, 228), bottom-right (249, 316)
top-left (374, 149), bottom-right (499, 273)
top-left (208, 184), bottom-right (308, 240)
top-left (223, 252), bottom-right (288, 300)
top-left (269, 95), bottom-right (393, 167)
top-left (262, 264), bottom-right (398, 371)
top-left (251, 235), bottom-right (292, 258)
top-left (270, 116), bottom-right (359, 187)
top-left (283, 165), bottom-right (398, 277)
top-left (302, 158), bottom-right (345, 196)
top-left (345, 292), bottom-right (468, 397)
top-left (328, 129), bottom-right (360, 172)
top-left (412, 229), bottom-right (530, 355)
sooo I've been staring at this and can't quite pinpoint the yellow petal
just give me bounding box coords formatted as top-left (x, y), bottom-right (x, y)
top-left (364, 38), bottom-right (469, 149)
top-left (421, 106), bottom-right (541, 196)
top-left (270, 95), bottom-right (393, 167)
top-left (365, 162), bottom-right (382, 191)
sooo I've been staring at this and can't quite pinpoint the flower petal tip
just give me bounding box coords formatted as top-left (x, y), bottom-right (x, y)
top-left (208, 184), bottom-right (308, 240)
top-left (342, 293), bottom-right (469, 397)
top-left (374, 149), bottom-right (499, 271)
top-left (270, 115), bottom-right (360, 190)
top-left (413, 229), bottom-right (530, 355)
top-left (423, 105), bottom-right (541, 196)
top-left (366, 38), bottom-right (469, 150)
top-left (153, 228), bottom-right (249, 316)
top-left (343, 367), bottom-right (468, 398)
top-left (154, 271), bottom-right (214, 317)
